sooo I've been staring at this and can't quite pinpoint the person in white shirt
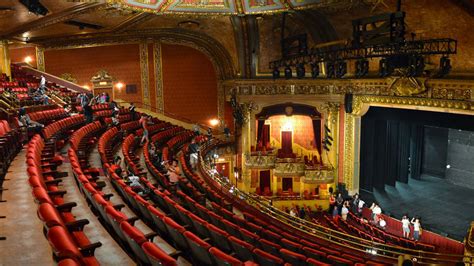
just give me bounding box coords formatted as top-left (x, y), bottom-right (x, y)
top-left (370, 202), bottom-right (382, 223)
top-left (357, 199), bottom-right (365, 216)
top-left (411, 217), bottom-right (422, 241)
top-left (341, 201), bottom-right (349, 221)
top-left (402, 215), bottom-right (411, 238)
top-left (40, 75), bottom-right (46, 90)
top-left (379, 217), bottom-right (387, 230)
top-left (289, 208), bottom-right (296, 217)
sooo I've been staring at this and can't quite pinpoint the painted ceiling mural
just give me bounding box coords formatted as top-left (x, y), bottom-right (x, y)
top-left (113, 0), bottom-right (325, 15)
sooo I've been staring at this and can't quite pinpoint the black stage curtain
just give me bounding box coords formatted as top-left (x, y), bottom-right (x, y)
top-left (312, 119), bottom-right (322, 155)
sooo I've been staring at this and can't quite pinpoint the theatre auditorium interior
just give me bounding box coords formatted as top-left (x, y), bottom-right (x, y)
top-left (2, 0), bottom-right (474, 265)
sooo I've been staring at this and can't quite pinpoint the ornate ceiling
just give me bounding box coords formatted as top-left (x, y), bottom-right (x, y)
top-left (106, 0), bottom-right (342, 15)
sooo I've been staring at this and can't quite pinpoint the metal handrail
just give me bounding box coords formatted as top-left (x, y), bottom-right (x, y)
top-left (198, 140), bottom-right (471, 264)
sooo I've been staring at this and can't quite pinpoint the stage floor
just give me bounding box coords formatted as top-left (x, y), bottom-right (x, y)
top-left (369, 175), bottom-right (474, 241)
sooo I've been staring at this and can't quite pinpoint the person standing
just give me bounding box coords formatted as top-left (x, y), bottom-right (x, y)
top-left (352, 193), bottom-right (360, 214)
top-left (188, 138), bottom-right (200, 171)
top-left (167, 160), bottom-right (181, 192)
top-left (329, 193), bottom-right (336, 214)
top-left (402, 215), bottom-right (411, 239)
top-left (336, 193), bottom-right (344, 214)
top-left (39, 75), bottom-right (46, 91)
top-left (129, 102), bottom-right (137, 120)
top-left (139, 115), bottom-right (150, 146)
top-left (411, 217), bottom-right (422, 241)
top-left (370, 202), bottom-right (382, 224)
top-left (341, 201), bottom-right (349, 221)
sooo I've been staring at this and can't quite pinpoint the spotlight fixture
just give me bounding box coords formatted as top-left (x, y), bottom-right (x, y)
top-left (437, 56), bottom-right (451, 77)
top-left (272, 67), bottom-right (280, 79)
top-left (296, 63), bottom-right (305, 79)
top-left (284, 66), bottom-right (292, 79)
top-left (335, 61), bottom-right (347, 78)
top-left (311, 63), bottom-right (319, 78)
top-left (326, 62), bottom-right (335, 78)
top-left (355, 59), bottom-right (369, 78)
top-left (20, 0), bottom-right (48, 16)
top-left (379, 58), bottom-right (391, 77)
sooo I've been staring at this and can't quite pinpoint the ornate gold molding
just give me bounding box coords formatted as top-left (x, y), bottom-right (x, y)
top-left (35, 46), bottom-right (45, 72)
top-left (153, 41), bottom-right (164, 114)
top-left (139, 41), bottom-right (150, 108)
top-left (343, 113), bottom-right (355, 191)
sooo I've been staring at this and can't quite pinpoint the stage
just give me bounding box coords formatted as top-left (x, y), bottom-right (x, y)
top-left (363, 174), bottom-right (474, 241)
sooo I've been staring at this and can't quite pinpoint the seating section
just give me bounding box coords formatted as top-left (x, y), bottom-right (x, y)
top-left (0, 119), bottom-right (22, 181)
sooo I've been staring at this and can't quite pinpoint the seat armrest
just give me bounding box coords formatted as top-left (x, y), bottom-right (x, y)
top-left (145, 232), bottom-right (159, 241)
top-left (113, 204), bottom-right (125, 211)
top-left (56, 202), bottom-right (77, 212)
top-left (48, 190), bottom-right (67, 197)
top-left (103, 193), bottom-right (113, 200)
top-left (79, 242), bottom-right (102, 257)
top-left (65, 219), bottom-right (89, 231)
top-left (126, 216), bottom-right (139, 226)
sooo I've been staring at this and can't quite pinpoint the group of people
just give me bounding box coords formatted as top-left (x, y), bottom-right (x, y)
top-left (329, 193), bottom-right (423, 241)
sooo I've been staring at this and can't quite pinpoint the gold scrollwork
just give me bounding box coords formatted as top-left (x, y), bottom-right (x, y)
top-left (153, 41), bottom-right (164, 113)
top-left (139, 41), bottom-right (150, 108)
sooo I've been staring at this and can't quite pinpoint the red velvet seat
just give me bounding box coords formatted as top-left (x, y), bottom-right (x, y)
top-left (207, 223), bottom-right (232, 253)
top-left (258, 238), bottom-right (281, 256)
top-left (302, 246), bottom-right (326, 261)
top-left (228, 236), bottom-right (254, 261)
top-left (163, 217), bottom-right (188, 250)
top-left (280, 238), bottom-right (303, 252)
top-left (120, 221), bottom-right (150, 265)
top-left (47, 226), bottom-right (100, 265)
top-left (239, 228), bottom-right (260, 244)
top-left (253, 248), bottom-right (284, 266)
top-left (183, 231), bottom-right (213, 265)
top-left (209, 247), bottom-right (243, 266)
top-left (328, 255), bottom-right (354, 266)
top-left (306, 258), bottom-right (331, 266)
top-left (280, 248), bottom-right (307, 266)
top-left (142, 241), bottom-right (177, 266)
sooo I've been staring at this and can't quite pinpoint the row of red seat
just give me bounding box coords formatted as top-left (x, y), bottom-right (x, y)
top-left (28, 108), bottom-right (68, 124)
top-left (0, 120), bottom-right (21, 180)
top-left (42, 115), bottom-right (84, 140)
top-left (27, 133), bottom-right (101, 266)
top-left (111, 130), bottom-right (263, 265)
top-left (193, 141), bottom-right (394, 265)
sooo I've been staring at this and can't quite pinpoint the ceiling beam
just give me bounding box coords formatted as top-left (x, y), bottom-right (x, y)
top-left (110, 12), bottom-right (154, 33)
top-left (1, 2), bottom-right (105, 39)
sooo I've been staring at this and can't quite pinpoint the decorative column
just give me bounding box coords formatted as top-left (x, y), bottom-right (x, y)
top-left (139, 41), bottom-right (151, 109)
top-left (240, 105), bottom-right (252, 192)
top-left (343, 96), bottom-right (365, 194)
top-left (327, 102), bottom-right (340, 178)
top-left (35, 46), bottom-right (45, 72)
top-left (153, 41), bottom-right (164, 114)
top-left (217, 81), bottom-right (225, 123)
top-left (0, 40), bottom-right (11, 79)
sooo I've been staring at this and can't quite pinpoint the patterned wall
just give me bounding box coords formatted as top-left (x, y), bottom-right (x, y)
top-left (268, 115), bottom-right (316, 151)
top-left (161, 43), bottom-right (218, 125)
top-left (10, 46), bottom-right (37, 68)
top-left (44, 44), bottom-right (142, 103)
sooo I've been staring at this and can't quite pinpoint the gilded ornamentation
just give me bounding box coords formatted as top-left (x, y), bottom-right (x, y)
top-left (91, 70), bottom-right (115, 89)
top-left (274, 161), bottom-right (306, 177)
top-left (153, 41), bottom-right (164, 113)
top-left (35, 46), bottom-right (45, 72)
top-left (139, 41), bottom-right (151, 108)
top-left (343, 113), bottom-right (355, 191)
top-left (59, 73), bottom-right (78, 84)
top-left (388, 76), bottom-right (427, 97)
top-left (303, 169), bottom-right (335, 184)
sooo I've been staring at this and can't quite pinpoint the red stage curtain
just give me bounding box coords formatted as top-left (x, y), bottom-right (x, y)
top-left (257, 119), bottom-right (265, 147)
top-left (281, 131), bottom-right (292, 154)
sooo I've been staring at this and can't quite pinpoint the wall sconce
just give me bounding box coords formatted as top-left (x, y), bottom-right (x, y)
top-left (24, 56), bottom-right (33, 64)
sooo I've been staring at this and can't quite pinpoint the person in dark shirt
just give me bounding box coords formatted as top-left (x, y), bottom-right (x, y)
top-left (188, 138), bottom-right (200, 170)
top-left (129, 102), bottom-right (137, 120)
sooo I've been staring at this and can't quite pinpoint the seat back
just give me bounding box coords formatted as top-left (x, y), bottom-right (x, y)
top-left (142, 241), bottom-right (177, 266)
top-left (120, 221), bottom-right (150, 265)
top-left (280, 248), bottom-right (307, 266)
top-left (183, 231), bottom-right (213, 265)
top-left (209, 247), bottom-right (243, 266)
top-left (253, 248), bottom-right (284, 266)
top-left (228, 236), bottom-right (254, 261)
